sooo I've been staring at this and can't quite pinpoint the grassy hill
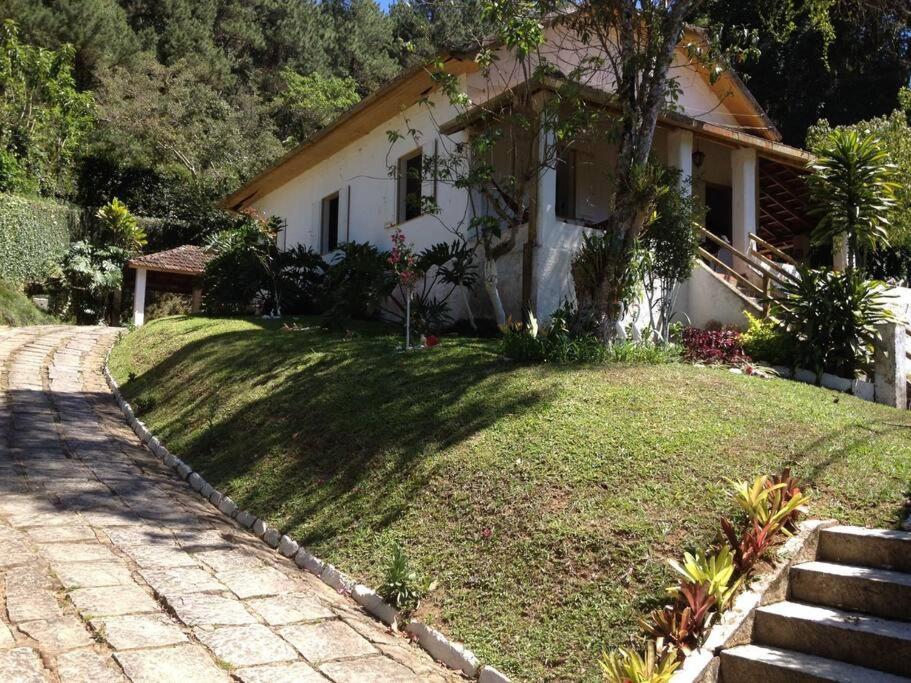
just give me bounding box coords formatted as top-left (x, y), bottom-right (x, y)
top-left (0, 281), bottom-right (54, 326)
top-left (110, 316), bottom-right (911, 681)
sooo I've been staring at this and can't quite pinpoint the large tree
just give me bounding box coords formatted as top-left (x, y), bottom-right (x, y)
top-left (0, 20), bottom-right (94, 196)
top-left (700, 0), bottom-right (911, 144)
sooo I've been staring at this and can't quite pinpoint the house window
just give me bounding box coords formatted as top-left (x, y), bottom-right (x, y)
top-left (321, 192), bottom-right (339, 253)
top-left (397, 149), bottom-right (423, 223)
top-left (555, 148), bottom-right (576, 220)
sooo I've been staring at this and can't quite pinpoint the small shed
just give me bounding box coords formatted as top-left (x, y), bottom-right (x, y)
top-left (127, 245), bottom-right (213, 326)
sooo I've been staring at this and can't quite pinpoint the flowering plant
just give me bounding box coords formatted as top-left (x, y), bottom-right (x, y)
top-left (388, 227), bottom-right (421, 291)
top-left (388, 227), bottom-right (423, 349)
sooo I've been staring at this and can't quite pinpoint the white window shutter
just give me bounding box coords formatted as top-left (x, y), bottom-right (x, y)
top-left (312, 199), bottom-right (322, 252)
top-left (339, 184), bottom-right (351, 243)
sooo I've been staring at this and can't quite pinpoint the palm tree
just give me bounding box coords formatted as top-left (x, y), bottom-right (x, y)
top-left (807, 129), bottom-right (898, 271)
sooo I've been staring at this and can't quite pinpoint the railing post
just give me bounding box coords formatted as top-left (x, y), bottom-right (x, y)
top-left (874, 321), bottom-right (907, 409)
top-left (762, 274), bottom-right (771, 318)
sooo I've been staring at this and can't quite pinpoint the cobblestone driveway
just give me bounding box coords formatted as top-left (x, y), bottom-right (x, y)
top-left (0, 325), bottom-right (458, 682)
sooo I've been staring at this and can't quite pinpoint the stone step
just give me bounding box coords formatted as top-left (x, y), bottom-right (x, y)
top-left (790, 561), bottom-right (911, 621)
top-left (720, 644), bottom-right (911, 682)
top-left (753, 601), bottom-right (911, 677)
top-left (819, 526), bottom-right (911, 572)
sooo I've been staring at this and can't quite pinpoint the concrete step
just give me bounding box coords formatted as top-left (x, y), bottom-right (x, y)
top-left (819, 526), bottom-right (911, 572)
top-left (753, 601), bottom-right (911, 677)
top-left (790, 561), bottom-right (911, 621)
top-left (720, 644), bottom-right (911, 682)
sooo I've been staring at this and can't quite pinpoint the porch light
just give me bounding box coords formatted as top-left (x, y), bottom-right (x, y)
top-left (692, 149), bottom-right (705, 168)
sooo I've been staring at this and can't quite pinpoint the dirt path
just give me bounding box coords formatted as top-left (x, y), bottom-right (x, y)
top-left (0, 325), bottom-right (458, 682)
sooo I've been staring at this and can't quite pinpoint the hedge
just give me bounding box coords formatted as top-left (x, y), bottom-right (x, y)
top-left (0, 193), bottom-right (79, 285)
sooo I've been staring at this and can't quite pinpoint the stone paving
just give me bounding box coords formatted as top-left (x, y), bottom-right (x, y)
top-left (0, 325), bottom-right (461, 682)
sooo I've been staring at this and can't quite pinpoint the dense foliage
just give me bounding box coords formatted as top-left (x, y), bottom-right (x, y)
top-left (0, 20), bottom-right (93, 196)
top-left (700, 0), bottom-right (910, 145)
top-left (47, 240), bottom-right (129, 323)
top-left (772, 267), bottom-right (894, 381)
top-left (0, 192), bottom-right (76, 284)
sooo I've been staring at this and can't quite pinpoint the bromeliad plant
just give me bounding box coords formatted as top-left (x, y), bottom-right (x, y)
top-left (599, 468), bottom-right (811, 681)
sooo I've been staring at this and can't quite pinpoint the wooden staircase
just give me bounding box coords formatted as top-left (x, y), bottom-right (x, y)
top-left (719, 525), bottom-right (911, 681)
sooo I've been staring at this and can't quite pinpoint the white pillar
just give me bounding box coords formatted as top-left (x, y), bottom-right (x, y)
top-left (666, 130), bottom-right (694, 195)
top-left (532, 123), bottom-right (558, 322)
top-left (133, 267), bottom-right (147, 327)
top-left (731, 147), bottom-right (758, 278)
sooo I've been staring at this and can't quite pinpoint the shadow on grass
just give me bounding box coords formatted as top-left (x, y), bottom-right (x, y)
top-left (119, 322), bottom-right (556, 544)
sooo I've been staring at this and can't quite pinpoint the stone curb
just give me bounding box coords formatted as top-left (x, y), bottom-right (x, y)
top-left (669, 518), bottom-right (838, 683)
top-left (101, 341), bottom-right (497, 681)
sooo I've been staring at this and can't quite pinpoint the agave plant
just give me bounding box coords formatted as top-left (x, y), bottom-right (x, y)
top-left (807, 128), bottom-right (898, 269)
top-left (600, 640), bottom-right (681, 683)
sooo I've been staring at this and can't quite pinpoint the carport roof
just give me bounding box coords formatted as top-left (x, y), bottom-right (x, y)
top-left (127, 245), bottom-right (212, 276)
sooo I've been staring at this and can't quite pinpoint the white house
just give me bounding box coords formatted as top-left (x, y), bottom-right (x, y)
top-left (221, 23), bottom-right (815, 330)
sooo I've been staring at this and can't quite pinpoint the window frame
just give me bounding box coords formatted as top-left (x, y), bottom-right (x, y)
top-left (397, 147), bottom-right (424, 224)
top-left (320, 191), bottom-right (340, 254)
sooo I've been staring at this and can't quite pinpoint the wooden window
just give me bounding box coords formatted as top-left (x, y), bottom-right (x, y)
top-left (321, 192), bottom-right (340, 253)
top-left (397, 149), bottom-right (423, 223)
top-left (555, 149), bottom-right (576, 220)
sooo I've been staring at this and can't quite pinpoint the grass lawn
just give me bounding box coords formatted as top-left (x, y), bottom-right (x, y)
top-left (110, 316), bottom-right (911, 681)
top-left (0, 281), bottom-right (54, 326)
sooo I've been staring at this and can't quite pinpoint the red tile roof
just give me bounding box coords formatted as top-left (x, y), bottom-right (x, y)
top-left (127, 245), bottom-right (213, 276)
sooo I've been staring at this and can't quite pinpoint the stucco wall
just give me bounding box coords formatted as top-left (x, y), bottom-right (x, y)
top-left (248, 27), bottom-right (751, 326)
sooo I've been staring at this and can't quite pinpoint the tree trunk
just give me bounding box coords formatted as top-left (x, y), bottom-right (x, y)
top-left (460, 286), bottom-right (477, 330)
top-left (484, 257), bottom-right (507, 327)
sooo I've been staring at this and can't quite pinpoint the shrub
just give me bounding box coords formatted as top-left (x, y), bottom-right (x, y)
top-left (740, 311), bottom-right (793, 366)
top-left (681, 328), bottom-right (748, 365)
top-left (773, 267), bottom-right (893, 380)
top-left (275, 245), bottom-right (325, 314)
top-left (48, 241), bottom-right (129, 324)
top-left (503, 305), bottom-right (681, 365)
top-left (0, 193), bottom-right (76, 285)
top-left (321, 241), bottom-right (394, 328)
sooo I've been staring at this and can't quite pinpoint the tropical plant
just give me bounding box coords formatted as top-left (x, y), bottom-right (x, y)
top-left (48, 241), bottom-right (129, 324)
top-left (96, 198), bottom-right (146, 253)
top-left (322, 241), bottom-right (394, 328)
top-left (205, 210), bottom-right (284, 316)
top-left (772, 266), bottom-right (894, 380)
top-left (571, 230), bottom-right (644, 342)
top-left (720, 518), bottom-right (778, 575)
top-left (668, 547), bottom-right (739, 608)
top-left (274, 245), bottom-right (325, 315)
top-left (642, 581), bottom-right (716, 654)
top-left (599, 640), bottom-right (680, 683)
top-left (377, 543), bottom-right (435, 618)
top-left (807, 128), bottom-right (898, 269)
top-left (765, 468), bottom-right (810, 535)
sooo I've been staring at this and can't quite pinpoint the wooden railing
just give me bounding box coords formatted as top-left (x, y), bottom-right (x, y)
top-left (696, 227), bottom-right (799, 317)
